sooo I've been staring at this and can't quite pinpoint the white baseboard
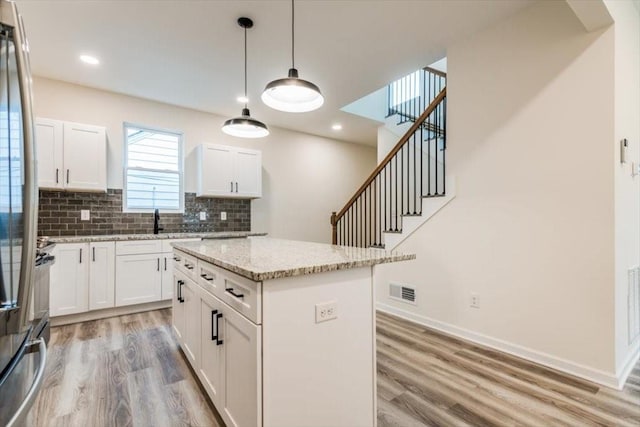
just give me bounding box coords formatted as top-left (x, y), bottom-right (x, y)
top-left (376, 302), bottom-right (622, 390)
top-left (51, 300), bottom-right (172, 326)
top-left (616, 340), bottom-right (640, 389)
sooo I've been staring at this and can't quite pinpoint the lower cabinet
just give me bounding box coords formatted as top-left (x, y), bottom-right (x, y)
top-left (115, 253), bottom-right (162, 306)
top-left (50, 242), bottom-right (115, 316)
top-left (50, 243), bottom-right (89, 316)
top-left (174, 267), bottom-right (261, 427)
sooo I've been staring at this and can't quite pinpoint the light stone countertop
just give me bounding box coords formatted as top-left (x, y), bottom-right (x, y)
top-left (172, 237), bottom-right (416, 281)
top-left (48, 231), bottom-right (267, 244)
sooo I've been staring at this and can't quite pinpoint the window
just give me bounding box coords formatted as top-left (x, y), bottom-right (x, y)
top-left (123, 123), bottom-right (183, 212)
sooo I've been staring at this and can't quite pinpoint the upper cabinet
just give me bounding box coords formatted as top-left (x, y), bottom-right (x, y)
top-left (196, 144), bottom-right (262, 198)
top-left (35, 118), bottom-right (107, 192)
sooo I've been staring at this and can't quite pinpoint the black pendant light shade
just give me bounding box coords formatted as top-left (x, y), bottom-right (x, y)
top-left (261, 0), bottom-right (324, 113)
top-left (222, 17), bottom-right (269, 138)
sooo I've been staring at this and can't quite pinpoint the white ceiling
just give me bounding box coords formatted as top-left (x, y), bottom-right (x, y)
top-left (16, 0), bottom-right (536, 146)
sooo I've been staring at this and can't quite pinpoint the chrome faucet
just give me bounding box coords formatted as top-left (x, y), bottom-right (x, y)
top-left (153, 208), bottom-right (164, 234)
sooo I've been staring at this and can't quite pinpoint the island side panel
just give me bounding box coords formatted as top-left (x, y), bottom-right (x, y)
top-left (262, 266), bottom-right (375, 427)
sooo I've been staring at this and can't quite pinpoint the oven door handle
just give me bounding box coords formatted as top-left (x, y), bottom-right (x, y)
top-left (6, 338), bottom-right (47, 427)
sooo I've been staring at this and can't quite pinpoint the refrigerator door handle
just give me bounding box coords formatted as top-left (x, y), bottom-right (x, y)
top-left (11, 1), bottom-right (39, 328)
top-left (6, 338), bottom-right (47, 427)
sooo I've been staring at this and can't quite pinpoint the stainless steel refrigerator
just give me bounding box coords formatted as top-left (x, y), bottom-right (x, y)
top-left (0, 1), bottom-right (44, 426)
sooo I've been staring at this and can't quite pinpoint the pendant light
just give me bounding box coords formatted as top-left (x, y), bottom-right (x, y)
top-left (261, 0), bottom-right (324, 113)
top-left (222, 17), bottom-right (269, 138)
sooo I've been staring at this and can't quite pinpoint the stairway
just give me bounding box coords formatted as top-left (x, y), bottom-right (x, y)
top-left (331, 68), bottom-right (450, 249)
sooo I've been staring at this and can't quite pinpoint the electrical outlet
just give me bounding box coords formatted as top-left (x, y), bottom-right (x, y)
top-left (221, 212), bottom-right (227, 221)
top-left (470, 293), bottom-right (480, 309)
top-left (199, 211), bottom-right (207, 221)
top-left (315, 301), bottom-right (338, 323)
top-left (80, 210), bottom-right (90, 221)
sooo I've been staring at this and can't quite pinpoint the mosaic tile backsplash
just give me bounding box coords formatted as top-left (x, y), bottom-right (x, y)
top-left (38, 189), bottom-right (251, 237)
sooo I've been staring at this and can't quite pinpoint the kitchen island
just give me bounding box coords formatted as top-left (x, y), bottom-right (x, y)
top-left (171, 237), bottom-right (415, 427)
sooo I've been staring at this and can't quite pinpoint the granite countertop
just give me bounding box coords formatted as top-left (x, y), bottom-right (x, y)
top-left (172, 237), bottom-right (416, 281)
top-left (49, 231), bottom-right (267, 244)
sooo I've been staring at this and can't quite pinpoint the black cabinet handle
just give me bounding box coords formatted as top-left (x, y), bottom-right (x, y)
top-left (215, 312), bottom-right (223, 346)
top-left (230, 181), bottom-right (233, 192)
top-left (201, 273), bottom-right (214, 282)
top-left (157, 258), bottom-right (160, 271)
top-left (173, 256), bottom-right (180, 261)
top-left (177, 280), bottom-right (184, 303)
top-left (211, 310), bottom-right (218, 341)
top-left (185, 264), bottom-right (194, 270)
top-left (225, 287), bottom-right (244, 299)
top-left (66, 169), bottom-right (69, 184)
top-left (55, 168), bottom-right (59, 184)
top-left (79, 248), bottom-right (82, 264)
top-left (235, 182), bottom-right (238, 193)
top-left (92, 247), bottom-right (95, 262)
top-left (164, 257), bottom-right (167, 271)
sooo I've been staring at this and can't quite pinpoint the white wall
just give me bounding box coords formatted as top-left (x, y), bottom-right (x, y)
top-left (605, 0), bottom-right (640, 379)
top-left (375, 0), bottom-right (620, 383)
top-left (32, 77), bottom-right (376, 243)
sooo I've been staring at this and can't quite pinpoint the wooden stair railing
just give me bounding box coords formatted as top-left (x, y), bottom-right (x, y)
top-left (331, 87), bottom-right (447, 247)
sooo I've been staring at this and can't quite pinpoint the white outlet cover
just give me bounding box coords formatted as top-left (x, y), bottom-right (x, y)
top-left (315, 301), bottom-right (338, 323)
top-left (80, 210), bottom-right (90, 221)
top-left (199, 211), bottom-right (207, 221)
top-left (221, 212), bottom-right (227, 221)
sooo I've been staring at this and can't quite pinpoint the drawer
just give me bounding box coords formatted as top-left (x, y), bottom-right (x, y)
top-left (173, 250), bottom-right (198, 280)
top-left (116, 240), bottom-right (162, 255)
top-left (197, 260), bottom-right (222, 297)
top-left (162, 238), bottom-right (200, 253)
top-left (217, 267), bottom-right (262, 324)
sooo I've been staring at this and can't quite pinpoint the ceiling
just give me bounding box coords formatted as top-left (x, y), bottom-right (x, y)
top-left (16, 0), bottom-right (536, 146)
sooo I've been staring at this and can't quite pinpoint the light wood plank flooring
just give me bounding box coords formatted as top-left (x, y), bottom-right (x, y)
top-left (27, 309), bottom-right (223, 426)
top-left (28, 309), bottom-right (639, 426)
top-left (376, 311), bottom-right (640, 427)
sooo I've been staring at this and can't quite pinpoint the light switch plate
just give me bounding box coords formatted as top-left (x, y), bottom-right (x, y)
top-left (221, 212), bottom-right (227, 221)
top-left (80, 210), bottom-right (90, 221)
top-left (199, 211), bottom-right (207, 221)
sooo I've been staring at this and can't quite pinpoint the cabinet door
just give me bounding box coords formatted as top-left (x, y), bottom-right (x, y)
top-left (182, 279), bottom-right (201, 367)
top-left (172, 273), bottom-right (186, 343)
top-left (220, 303), bottom-right (261, 427)
top-left (62, 122), bottom-right (106, 191)
top-left (233, 148), bottom-right (262, 198)
top-left (49, 243), bottom-right (89, 316)
top-left (161, 254), bottom-right (173, 300)
top-left (35, 118), bottom-right (63, 189)
top-left (199, 291), bottom-right (224, 406)
top-left (197, 144), bottom-right (235, 197)
top-left (115, 254), bottom-right (162, 306)
top-left (89, 242), bottom-right (115, 311)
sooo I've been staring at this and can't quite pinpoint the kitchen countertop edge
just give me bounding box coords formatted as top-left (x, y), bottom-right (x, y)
top-left (48, 231), bottom-right (267, 243)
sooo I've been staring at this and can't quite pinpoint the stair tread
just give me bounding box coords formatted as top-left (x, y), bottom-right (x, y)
top-left (383, 230), bottom-right (403, 234)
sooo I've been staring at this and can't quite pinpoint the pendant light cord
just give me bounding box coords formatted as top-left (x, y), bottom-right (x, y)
top-left (244, 25), bottom-right (248, 109)
top-left (291, 0), bottom-right (295, 69)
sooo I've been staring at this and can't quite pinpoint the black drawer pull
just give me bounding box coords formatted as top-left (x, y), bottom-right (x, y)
top-left (215, 312), bottom-right (223, 346)
top-left (173, 256), bottom-right (180, 261)
top-left (185, 264), bottom-right (194, 270)
top-left (211, 310), bottom-right (218, 341)
top-left (177, 280), bottom-right (184, 303)
top-left (201, 273), bottom-right (214, 282)
top-left (225, 288), bottom-right (244, 299)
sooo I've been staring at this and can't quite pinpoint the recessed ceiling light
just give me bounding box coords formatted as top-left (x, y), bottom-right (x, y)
top-left (237, 96), bottom-right (249, 103)
top-left (332, 124), bottom-right (343, 131)
top-left (79, 55), bottom-right (99, 65)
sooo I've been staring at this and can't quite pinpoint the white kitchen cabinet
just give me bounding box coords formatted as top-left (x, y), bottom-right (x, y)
top-left (50, 243), bottom-right (89, 316)
top-left (35, 118), bottom-right (107, 192)
top-left (218, 297), bottom-right (261, 427)
top-left (196, 144), bottom-right (262, 198)
top-left (199, 290), bottom-right (224, 405)
top-left (115, 253), bottom-right (162, 306)
top-left (88, 242), bottom-right (115, 310)
top-left (182, 278), bottom-right (201, 367)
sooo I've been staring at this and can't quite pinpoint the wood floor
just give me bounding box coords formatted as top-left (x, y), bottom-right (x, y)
top-left (376, 311), bottom-right (640, 427)
top-left (28, 309), bottom-right (639, 426)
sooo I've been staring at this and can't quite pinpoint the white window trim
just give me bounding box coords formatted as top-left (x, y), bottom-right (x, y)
top-left (122, 122), bottom-right (185, 213)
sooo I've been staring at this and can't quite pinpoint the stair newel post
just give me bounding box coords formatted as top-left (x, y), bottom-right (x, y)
top-left (331, 212), bottom-right (337, 245)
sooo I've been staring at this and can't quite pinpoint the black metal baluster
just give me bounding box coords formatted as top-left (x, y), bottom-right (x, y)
top-left (384, 165), bottom-right (387, 232)
top-left (420, 124), bottom-right (423, 213)
top-left (364, 190), bottom-right (367, 247)
top-left (443, 96), bottom-right (447, 195)
top-left (435, 100), bottom-right (439, 195)
top-left (395, 153), bottom-right (398, 231)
